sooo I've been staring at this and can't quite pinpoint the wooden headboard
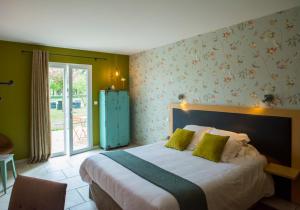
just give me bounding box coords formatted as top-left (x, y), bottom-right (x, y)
top-left (169, 103), bottom-right (300, 203)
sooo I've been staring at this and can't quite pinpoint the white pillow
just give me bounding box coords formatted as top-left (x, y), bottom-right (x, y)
top-left (209, 128), bottom-right (250, 144)
top-left (236, 144), bottom-right (260, 159)
top-left (222, 139), bottom-right (244, 162)
top-left (208, 128), bottom-right (250, 162)
top-left (183, 125), bottom-right (213, 151)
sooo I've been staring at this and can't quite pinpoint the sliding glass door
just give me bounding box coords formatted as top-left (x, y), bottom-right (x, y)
top-left (49, 62), bottom-right (92, 156)
top-left (69, 65), bottom-right (92, 154)
top-left (49, 64), bottom-right (66, 156)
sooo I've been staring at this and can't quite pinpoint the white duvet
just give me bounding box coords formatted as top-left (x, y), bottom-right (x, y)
top-left (80, 142), bottom-right (274, 210)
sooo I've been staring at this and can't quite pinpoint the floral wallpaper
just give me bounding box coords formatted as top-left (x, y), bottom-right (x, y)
top-left (129, 7), bottom-right (300, 144)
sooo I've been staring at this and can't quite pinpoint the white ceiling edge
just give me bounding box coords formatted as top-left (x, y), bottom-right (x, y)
top-left (133, 3), bottom-right (300, 55)
top-left (0, 0), bottom-right (299, 55)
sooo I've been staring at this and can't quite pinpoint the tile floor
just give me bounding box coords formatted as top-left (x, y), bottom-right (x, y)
top-left (0, 149), bottom-right (102, 210)
top-left (1, 146), bottom-right (300, 210)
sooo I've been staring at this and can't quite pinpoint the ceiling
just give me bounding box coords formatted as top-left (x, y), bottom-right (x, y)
top-left (0, 0), bottom-right (299, 55)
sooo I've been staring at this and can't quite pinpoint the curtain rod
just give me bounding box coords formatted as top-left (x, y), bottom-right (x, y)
top-left (21, 50), bottom-right (107, 61)
top-left (0, 80), bottom-right (14, 86)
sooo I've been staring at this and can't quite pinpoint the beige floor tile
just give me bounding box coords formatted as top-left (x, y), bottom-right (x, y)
top-left (60, 176), bottom-right (88, 191)
top-left (0, 187), bottom-right (12, 210)
top-left (26, 170), bottom-right (67, 181)
top-left (69, 201), bottom-right (97, 210)
top-left (68, 161), bottom-right (84, 169)
top-left (64, 189), bottom-right (85, 209)
top-left (62, 167), bottom-right (80, 178)
top-left (0, 146), bottom-right (137, 210)
top-left (68, 150), bottom-right (100, 168)
top-left (21, 164), bottom-right (48, 177)
top-left (77, 185), bottom-right (90, 202)
top-left (45, 160), bottom-right (73, 173)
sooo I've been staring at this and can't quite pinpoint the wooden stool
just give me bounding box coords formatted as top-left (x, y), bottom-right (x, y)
top-left (0, 154), bottom-right (17, 194)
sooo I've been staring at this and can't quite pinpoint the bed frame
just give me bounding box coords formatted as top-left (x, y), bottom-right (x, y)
top-left (169, 103), bottom-right (300, 204)
top-left (90, 181), bottom-right (122, 210)
top-left (89, 103), bottom-right (300, 208)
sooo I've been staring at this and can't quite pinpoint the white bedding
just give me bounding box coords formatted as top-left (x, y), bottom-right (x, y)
top-left (80, 142), bottom-right (274, 210)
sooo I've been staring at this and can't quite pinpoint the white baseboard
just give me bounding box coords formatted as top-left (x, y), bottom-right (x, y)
top-left (92, 145), bottom-right (100, 150)
top-left (15, 158), bottom-right (28, 164)
top-left (14, 146), bottom-right (100, 163)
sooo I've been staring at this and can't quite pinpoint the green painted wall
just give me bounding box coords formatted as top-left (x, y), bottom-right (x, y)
top-left (0, 40), bottom-right (129, 160)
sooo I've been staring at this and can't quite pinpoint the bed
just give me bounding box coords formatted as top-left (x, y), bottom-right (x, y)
top-left (80, 141), bottom-right (273, 210)
top-left (80, 103), bottom-right (300, 209)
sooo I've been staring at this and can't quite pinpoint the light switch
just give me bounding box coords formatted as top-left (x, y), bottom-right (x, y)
top-left (94, 101), bottom-right (98, 105)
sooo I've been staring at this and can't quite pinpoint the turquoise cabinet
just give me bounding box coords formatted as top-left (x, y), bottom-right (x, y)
top-left (100, 90), bottom-right (130, 150)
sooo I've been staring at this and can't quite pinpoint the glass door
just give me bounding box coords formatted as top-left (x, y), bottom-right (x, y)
top-left (49, 63), bottom-right (67, 157)
top-left (49, 62), bottom-right (92, 157)
top-left (69, 65), bottom-right (92, 155)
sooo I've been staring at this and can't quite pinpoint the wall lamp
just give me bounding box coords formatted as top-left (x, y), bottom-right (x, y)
top-left (262, 94), bottom-right (275, 104)
top-left (178, 94), bottom-right (185, 102)
top-left (178, 94), bottom-right (188, 111)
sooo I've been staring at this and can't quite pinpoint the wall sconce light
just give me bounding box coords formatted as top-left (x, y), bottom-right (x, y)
top-left (178, 94), bottom-right (188, 111)
top-left (262, 94), bottom-right (274, 104)
top-left (115, 71), bottom-right (119, 77)
top-left (178, 94), bottom-right (185, 102)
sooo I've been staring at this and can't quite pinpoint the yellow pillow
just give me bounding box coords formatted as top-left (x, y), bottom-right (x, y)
top-left (192, 133), bottom-right (229, 162)
top-left (165, 128), bottom-right (195, 151)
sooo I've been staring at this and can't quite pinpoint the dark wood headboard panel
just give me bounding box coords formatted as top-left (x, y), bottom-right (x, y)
top-left (172, 108), bottom-right (291, 165)
top-left (169, 103), bottom-right (300, 202)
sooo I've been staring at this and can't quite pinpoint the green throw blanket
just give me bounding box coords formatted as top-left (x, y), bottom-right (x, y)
top-left (101, 150), bottom-right (208, 210)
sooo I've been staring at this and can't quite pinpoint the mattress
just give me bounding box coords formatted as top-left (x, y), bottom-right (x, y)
top-left (80, 141), bottom-right (274, 210)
